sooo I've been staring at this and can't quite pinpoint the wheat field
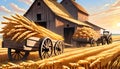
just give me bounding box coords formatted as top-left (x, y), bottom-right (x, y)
top-left (0, 14), bottom-right (120, 69)
top-left (0, 31), bottom-right (120, 69)
top-left (0, 37), bottom-right (120, 68)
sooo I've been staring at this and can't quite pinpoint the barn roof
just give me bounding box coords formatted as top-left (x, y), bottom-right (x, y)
top-left (43, 0), bottom-right (90, 27)
top-left (71, 0), bottom-right (89, 15)
top-left (24, 0), bottom-right (91, 27)
top-left (84, 21), bottom-right (105, 30)
top-left (44, 0), bottom-right (73, 18)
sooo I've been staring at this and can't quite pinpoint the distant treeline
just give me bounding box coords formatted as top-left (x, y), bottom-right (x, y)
top-left (112, 34), bottom-right (120, 36)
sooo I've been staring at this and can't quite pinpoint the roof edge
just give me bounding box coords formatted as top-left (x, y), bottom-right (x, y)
top-left (85, 21), bottom-right (105, 30)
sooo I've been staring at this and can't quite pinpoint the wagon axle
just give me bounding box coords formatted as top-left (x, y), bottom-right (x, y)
top-left (55, 47), bottom-right (61, 51)
top-left (43, 48), bottom-right (50, 52)
top-left (15, 50), bottom-right (20, 53)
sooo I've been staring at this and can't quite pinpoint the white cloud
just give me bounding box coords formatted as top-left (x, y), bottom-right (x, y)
top-left (105, 0), bottom-right (120, 15)
top-left (10, 3), bottom-right (26, 13)
top-left (0, 6), bottom-right (11, 13)
top-left (18, 0), bottom-right (34, 5)
top-left (104, 4), bottom-right (110, 7)
top-left (112, 0), bottom-right (120, 7)
top-left (89, 0), bottom-right (120, 34)
top-left (91, 0), bottom-right (120, 17)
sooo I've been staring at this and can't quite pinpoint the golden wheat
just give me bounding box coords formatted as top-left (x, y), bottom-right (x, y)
top-left (0, 14), bottom-right (64, 42)
top-left (0, 38), bottom-right (120, 69)
top-left (73, 27), bottom-right (100, 40)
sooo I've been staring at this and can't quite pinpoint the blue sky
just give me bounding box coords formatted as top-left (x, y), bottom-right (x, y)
top-left (0, 0), bottom-right (120, 34)
top-left (0, 0), bottom-right (28, 9)
top-left (0, 0), bottom-right (116, 14)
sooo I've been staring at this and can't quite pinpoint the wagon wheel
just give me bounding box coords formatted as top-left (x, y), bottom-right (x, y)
top-left (8, 48), bottom-right (29, 61)
top-left (90, 39), bottom-right (97, 47)
top-left (96, 41), bottom-right (100, 46)
top-left (107, 38), bottom-right (112, 44)
top-left (54, 41), bottom-right (64, 55)
top-left (96, 38), bottom-right (101, 46)
top-left (109, 38), bottom-right (112, 43)
top-left (39, 37), bottom-right (53, 59)
top-left (90, 39), bottom-right (94, 47)
top-left (102, 38), bottom-right (106, 45)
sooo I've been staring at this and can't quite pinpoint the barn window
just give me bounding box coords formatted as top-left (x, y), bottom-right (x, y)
top-left (37, 14), bottom-right (41, 20)
top-left (37, 2), bottom-right (41, 6)
top-left (67, 24), bottom-right (69, 27)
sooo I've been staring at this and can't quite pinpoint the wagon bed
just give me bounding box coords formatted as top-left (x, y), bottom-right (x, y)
top-left (73, 36), bottom-right (100, 47)
top-left (2, 37), bottom-right (64, 61)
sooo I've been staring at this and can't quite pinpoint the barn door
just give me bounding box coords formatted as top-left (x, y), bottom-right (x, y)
top-left (64, 27), bottom-right (75, 44)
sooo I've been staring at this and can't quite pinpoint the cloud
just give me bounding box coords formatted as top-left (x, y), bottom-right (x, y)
top-left (112, 0), bottom-right (120, 7)
top-left (0, 6), bottom-right (11, 13)
top-left (99, 3), bottom-right (110, 10)
top-left (89, 0), bottom-right (120, 34)
top-left (10, 3), bottom-right (26, 13)
top-left (18, 0), bottom-right (34, 5)
top-left (104, 4), bottom-right (110, 7)
top-left (107, 0), bottom-right (120, 13)
top-left (91, 0), bottom-right (120, 17)
top-left (89, 14), bottom-right (120, 34)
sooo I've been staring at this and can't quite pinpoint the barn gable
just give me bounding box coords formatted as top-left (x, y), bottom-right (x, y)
top-left (24, 0), bottom-right (57, 31)
top-left (24, 0), bottom-right (90, 27)
top-left (43, 0), bottom-right (90, 27)
top-left (70, 0), bottom-right (89, 16)
top-left (61, 0), bottom-right (104, 30)
top-left (61, 0), bottom-right (89, 22)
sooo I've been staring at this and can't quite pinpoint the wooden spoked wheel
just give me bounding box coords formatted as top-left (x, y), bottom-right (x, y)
top-left (102, 38), bottom-right (106, 45)
top-left (8, 48), bottom-right (29, 61)
top-left (107, 38), bottom-right (112, 44)
top-left (109, 38), bottom-right (112, 44)
top-left (90, 39), bottom-right (95, 47)
top-left (54, 41), bottom-right (64, 55)
top-left (39, 37), bottom-right (53, 59)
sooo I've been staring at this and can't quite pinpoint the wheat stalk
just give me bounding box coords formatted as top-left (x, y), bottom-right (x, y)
top-left (0, 14), bottom-right (64, 42)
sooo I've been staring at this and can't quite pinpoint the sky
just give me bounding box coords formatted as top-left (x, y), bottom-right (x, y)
top-left (0, 0), bottom-right (120, 34)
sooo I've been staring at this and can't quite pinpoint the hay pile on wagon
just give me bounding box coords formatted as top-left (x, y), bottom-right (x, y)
top-left (73, 27), bottom-right (100, 40)
top-left (0, 14), bottom-right (64, 41)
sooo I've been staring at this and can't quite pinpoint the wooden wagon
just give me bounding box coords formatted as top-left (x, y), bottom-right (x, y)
top-left (73, 37), bottom-right (99, 47)
top-left (72, 31), bottom-right (113, 47)
top-left (2, 37), bottom-right (64, 61)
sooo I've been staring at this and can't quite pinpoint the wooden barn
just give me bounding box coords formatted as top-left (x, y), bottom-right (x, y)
top-left (61, 0), bottom-right (104, 33)
top-left (24, 0), bottom-right (91, 44)
top-left (61, 0), bottom-right (89, 22)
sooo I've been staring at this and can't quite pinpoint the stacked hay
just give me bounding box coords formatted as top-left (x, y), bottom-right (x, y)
top-left (73, 27), bottom-right (100, 40)
top-left (0, 14), bottom-right (64, 41)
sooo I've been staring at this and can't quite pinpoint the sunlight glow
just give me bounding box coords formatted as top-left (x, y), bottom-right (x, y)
top-left (117, 23), bottom-right (120, 27)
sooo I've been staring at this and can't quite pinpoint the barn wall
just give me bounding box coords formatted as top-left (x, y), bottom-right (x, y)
top-left (61, 0), bottom-right (78, 19)
top-left (78, 12), bottom-right (88, 21)
top-left (24, 0), bottom-right (56, 32)
top-left (55, 16), bottom-right (77, 36)
top-left (88, 24), bottom-right (101, 34)
top-left (55, 16), bottom-right (78, 44)
top-left (61, 0), bottom-right (88, 21)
